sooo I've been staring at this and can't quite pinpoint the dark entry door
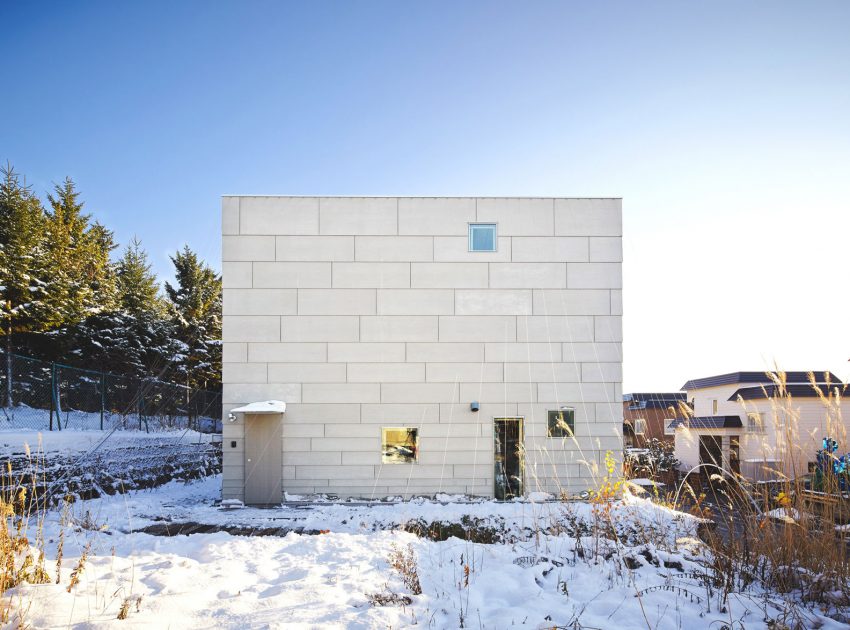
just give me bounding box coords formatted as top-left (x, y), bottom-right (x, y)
top-left (494, 418), bottom-right (523, 500)
top-left (729, 436), bottom-right (741, 475)
top-left (699, 435), bottom-right (723, 469)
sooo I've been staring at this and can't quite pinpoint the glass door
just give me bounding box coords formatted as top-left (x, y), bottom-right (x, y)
top-left (494, 417), bottom-right (524, 500)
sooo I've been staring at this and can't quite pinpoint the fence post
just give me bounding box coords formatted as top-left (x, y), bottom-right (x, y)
top-left (54, 363), bottom-right (62, 431)
top-left (5, 350), bottom-right (12, 417)
top-left (100, 372), bottom-right (105, 431)
top-left (49, 363), bottom-right (55, 431)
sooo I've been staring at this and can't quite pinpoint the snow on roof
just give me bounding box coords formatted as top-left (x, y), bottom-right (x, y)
top-left (230, 400), bottom-right (286, 414)
top-left (627, 478), bottom-right (666, 488)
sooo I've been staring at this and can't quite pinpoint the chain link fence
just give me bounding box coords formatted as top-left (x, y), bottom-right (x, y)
top-left (0, 351), bottom-right (222, 433)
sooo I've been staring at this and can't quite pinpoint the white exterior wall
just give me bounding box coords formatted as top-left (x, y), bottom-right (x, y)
top-left (736, 397), bottom-right (848, 478)
top-left (222, 197), bottom-right (623, 501)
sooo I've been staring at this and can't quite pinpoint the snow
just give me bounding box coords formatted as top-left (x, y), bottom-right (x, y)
top-left (765, 507), bottom-right (806, 523)
top-left (230, 400), bottom-right (286, 414)
top-left (0, 421), bottom-right (221, 506)
top-left (9, 477), bottom-right (847, 629)
top-left (1, 404), bottom-right (221, 434)
top-left (627, 477), bottom-right (666, 488)
top-left (0, 427), bottom-right (218, 456)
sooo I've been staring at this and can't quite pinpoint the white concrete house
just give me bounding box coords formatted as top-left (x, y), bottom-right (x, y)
top-left (672, 371), bottom-right (849, 482)
top-left (221, 196), bottom-right (623, 504)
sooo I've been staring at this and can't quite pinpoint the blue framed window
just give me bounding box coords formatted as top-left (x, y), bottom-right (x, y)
top-left (468, 223), bottom-right (497, 252)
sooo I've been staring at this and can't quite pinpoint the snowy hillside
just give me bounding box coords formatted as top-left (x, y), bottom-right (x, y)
top-left (0, 426), bottom-right (222, 505)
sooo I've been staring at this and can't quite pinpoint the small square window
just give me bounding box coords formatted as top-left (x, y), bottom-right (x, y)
top-left (468, 223), bottom-right (497, 252)
top-left (547, 408), bottom-right (575, 438)
top-left (634, 418), bottom-right (647, 435)
top-left (381, 427), bottom-right (418, 463)
top-left (663, 419), bottom-right (676, 436)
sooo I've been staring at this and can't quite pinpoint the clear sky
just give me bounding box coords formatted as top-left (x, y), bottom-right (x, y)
top-left (2, 1), bottom-right (849, 391)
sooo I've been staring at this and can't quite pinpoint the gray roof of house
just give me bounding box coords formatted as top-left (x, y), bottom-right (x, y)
top-left (669, 415), bottom-right (743, 429)
top-left (623, 392), bottom-right (687, 410)
top-left (681, 371), bottom-right (841, 391)
top-left (729, 383), bottom-right (850, 401)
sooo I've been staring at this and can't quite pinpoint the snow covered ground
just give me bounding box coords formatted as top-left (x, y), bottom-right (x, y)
top-left (0, 428), bottom-right (222, 505)
top-left (0, 405), bottom-right (221, 434)
top-left (8, 476), bottom-right (848, 629)
top-left (0, 426), bottom-right (218, 457)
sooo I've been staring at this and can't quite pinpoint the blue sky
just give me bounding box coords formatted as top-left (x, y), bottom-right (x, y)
top-left (2, 1), bottom-right (849, 390)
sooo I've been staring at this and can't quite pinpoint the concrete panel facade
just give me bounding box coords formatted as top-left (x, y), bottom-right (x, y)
top-left (222, 196), bottom-right (623, 502)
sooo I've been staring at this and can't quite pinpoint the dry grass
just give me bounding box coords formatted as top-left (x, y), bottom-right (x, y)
top-left (65, 542), bottom-right (90, 593)
top-left (0, 443), bottom-right (140, 626)
top-left (517, 370), bottom-right (850, 626)
top-left (388, 543), bottom-right (422, 595)
top-left (117, 594), bottom-right (143, 620)
top-left (0, 446), bottom-right (53, 626)
top-left (669, 372), bottom-right (850, 623)
top-left (365, 586), bottom-right (412, 607)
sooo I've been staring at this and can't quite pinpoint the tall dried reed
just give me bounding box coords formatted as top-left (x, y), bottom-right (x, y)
top-left (674, 371), bottom-right (850, 620)
top-left (0, 443), bottom-right (53, 625)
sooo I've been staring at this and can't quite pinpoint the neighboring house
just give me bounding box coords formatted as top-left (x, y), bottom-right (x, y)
top-left (622, 392), bottom-right (687, 448)
top-left (220, 196), bottom-right (623, 504)
top-left (672, 371), bottom-right (848, 481)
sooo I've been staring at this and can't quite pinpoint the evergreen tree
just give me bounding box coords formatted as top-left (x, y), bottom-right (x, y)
top-left (1, 165), bottom-right (222, 395)
top-left (42, 178), bottom-right (117, 328)
top-left (59, 238), bottom-right (177, 379)
top-left (116, 237), bottom-right (163, 316)
top-left (164, 246), bottom-right (222, 390)
top-left (64, 310), bottom-right (182, 379)
top-left (88, 221), bottom-right (119, 309)
top-left (60, 237), bottom-right (178, 380)
top-left (0, 165), bottom-right (50, 345)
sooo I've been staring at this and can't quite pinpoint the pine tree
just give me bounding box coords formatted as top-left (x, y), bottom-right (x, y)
top-left (164, 246), bottom-right (222, 390)
top-left (42, 178), bottom-right (117, 328)
top-left (116, 237), bottom-right (163, 316)
top-left (1, 167), bottom-right (223, 397)
top-left (63, 237), bottom-right (178, 380)
top-left (87, 221), bottom-right (119, 310)
top-left (60, 238), bottom-right (177, 380)
top-left (65, 310), bottom-right (182, 379)
top-left (0, 164), bottom-right (50, 344)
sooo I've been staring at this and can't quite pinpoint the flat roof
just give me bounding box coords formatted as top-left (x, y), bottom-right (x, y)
top-left (220, 195), bottom-right (623, 199)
